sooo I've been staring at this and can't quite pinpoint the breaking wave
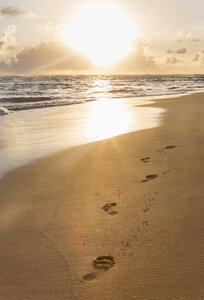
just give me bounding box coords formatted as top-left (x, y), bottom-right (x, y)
top-left (0, 106), bottom-right (13, 115)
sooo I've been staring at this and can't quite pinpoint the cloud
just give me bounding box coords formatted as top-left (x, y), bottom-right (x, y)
top-left (0, 6), bottom-right (36, 18)
top-left (186, 33), bottom-right (201, 43)
top-left (0, 25), bottom-right (16, 51)
top-left (176, 30), bottom-right (184, 42)
top-left (113, 39), bottom-right (156, 73)
top-left (201, 50), bottom-right (204, 63)
top-left (191, 37), bottom-right (201, 43)
top-left (0, 42), bottom-right (92, 74)
top-left (193, 54), bottom-right (200, 62)
top-left (37, 22), bottom-right (65, 40)
top-left (166, 56), bottom-right (182, 64)
top-left (176, 30), bottom-right (201, 43)
top-left (0, 7), bottom-right (23, 16)
top-left (175, 48), bottom-right (186, 54)
top-left (38, 22), bottom-right (63, 31)
top-left (193, 49), bottom-right (204, 63)
top-left (166, 48), bottom-right (186, 54)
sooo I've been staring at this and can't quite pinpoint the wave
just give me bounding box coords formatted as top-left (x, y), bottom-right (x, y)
top-left (109, 88), bottom-right (133, 93)
top-left (168, 86), bottom-right (179, 90)
top-left (0, 96), bottom-right (53, 103)
top-left (2, 99), bottom-right (89, 112)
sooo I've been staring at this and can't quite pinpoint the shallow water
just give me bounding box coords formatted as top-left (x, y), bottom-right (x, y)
top-left (0, 98), bottom-right (164, 178)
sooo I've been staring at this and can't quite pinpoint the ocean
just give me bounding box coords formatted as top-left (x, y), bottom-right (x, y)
top-left (0, 74), bottom-right (203, 179)
top-left (1, 74), bottom-right (204, 112)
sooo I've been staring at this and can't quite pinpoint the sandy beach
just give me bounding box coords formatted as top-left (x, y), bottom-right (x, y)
top-left (0, 92), bottom-right (204, 300)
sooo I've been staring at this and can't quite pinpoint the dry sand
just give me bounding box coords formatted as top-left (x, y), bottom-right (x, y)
top-left (0, 92), bottom-right (204, 300)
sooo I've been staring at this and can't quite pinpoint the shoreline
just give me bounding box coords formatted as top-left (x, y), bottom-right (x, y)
top-left (0, 88), bottom-right (202, 181)
top-left (0, 92), bottom-right (204, 299)
top-left (0, 95), bottom-right (164, 180)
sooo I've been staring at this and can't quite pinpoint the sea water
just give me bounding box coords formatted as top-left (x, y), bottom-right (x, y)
top-left (1, 74), bottom-right (204, 112)
top-left (0, 74), bottom-right (203, 178)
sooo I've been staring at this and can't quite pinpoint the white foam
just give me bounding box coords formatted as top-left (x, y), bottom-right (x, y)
top-left (0, 106), bottom-right (12, 115)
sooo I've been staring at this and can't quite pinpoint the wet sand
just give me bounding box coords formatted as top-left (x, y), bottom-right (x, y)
top-left (0, 92), bottom-right (204, 300)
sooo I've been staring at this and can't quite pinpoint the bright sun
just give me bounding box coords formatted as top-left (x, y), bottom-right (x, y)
top-left (63, 4), bottom-right (134, 66)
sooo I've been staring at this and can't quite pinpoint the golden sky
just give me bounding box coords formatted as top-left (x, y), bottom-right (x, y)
top-left (0, 0), bottom-right (204, 74)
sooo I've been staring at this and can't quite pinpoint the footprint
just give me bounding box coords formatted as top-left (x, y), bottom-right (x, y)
top-left (108, 211), bottom-right (118, 216)
top-left (102, 203), bottom-right (118, 215)
top-left (146, 174), bottom-right (158, 180)
top-left (142, 174), bottom-right (158, 182)
top-left (164, 145), bottom-right (176, 150)
top-left (102, 203), bottom-right (117, 212)
top-left (143, 221), bottom-right (149, 226)
top-left (141, 157), bottom-right (150, 163)
top-left (93, 256), bottom-right (115, 270)
top-left (83, 256), bottom-right (115, 282)
top-left (83, 272), bottom-right (100, 282)
top-left (143, 207), bottom-right (149, 213)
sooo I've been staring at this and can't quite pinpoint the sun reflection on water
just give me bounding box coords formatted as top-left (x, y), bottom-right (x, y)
top-left (87, 78), bottom-right (112, 100)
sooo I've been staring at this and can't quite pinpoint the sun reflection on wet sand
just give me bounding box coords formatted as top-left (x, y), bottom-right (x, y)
top-left (85, 100), bottom-right (130, 141)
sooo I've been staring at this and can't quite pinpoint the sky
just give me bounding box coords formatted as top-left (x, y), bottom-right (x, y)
top-left (0, 0), bottom-right (204, 74)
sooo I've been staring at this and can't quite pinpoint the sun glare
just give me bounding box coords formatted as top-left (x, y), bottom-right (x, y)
top-left (63, 4), bottom-right (134, 66)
